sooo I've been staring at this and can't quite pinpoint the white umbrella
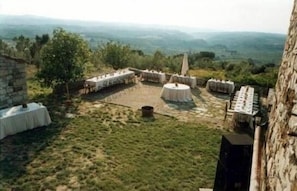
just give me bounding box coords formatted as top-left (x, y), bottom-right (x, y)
top-left (181, 53), bottom-right (189, 76)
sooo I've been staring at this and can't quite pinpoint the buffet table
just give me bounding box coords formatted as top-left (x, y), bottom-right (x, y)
top-left (85, 70), bottom-right (135, 92)
top-left (160, 83), bottom-right (192, 102)
top-left (169, 74), bottom-right (196, 88)
top-left (140, 70), bottom-right (166, 83)
top-left (206, 79), bottom-right (235, 94)
top-left (0, 102), bottom-right (52, 140)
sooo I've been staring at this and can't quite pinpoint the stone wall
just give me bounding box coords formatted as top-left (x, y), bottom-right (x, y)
top-left (0, 55), bottom-right (27, 109)
top-left (261, 1), bottom-right (297, 190)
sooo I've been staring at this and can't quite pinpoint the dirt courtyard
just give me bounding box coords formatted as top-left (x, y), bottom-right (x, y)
top-left (81, 81), bottom-right (233, 129)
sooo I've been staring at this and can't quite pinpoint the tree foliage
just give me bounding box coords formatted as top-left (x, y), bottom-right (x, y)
top-left (188, 51), bottom-right (215, 64)
top-left (100, 41), bottom-right (131, 70)
top-left (250, 65), bottom-right (266, 74)
top-left (30, 34), bottom-right (50, 66)
top-left (13, 35), bottom-right (30, 53)
top-left (128, 51), bottom-right (151, 70)
top-left (0, 34), bottom-right (50, 64)
top-left (12, 35), bottom-right (31, 60)
top-left (38, 28), bottom-right (90, 99)
top-left (151, 50), bottom-right (166, 71)
top-left (165, 56), bottom-right (181, 73)
top-left (0, 39), bottom-right (15, 56)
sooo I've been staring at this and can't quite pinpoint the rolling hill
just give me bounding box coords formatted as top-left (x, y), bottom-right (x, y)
top-left (0, 15), bottom-right (286, 64)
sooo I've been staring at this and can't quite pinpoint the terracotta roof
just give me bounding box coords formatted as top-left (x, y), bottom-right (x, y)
top-left (0, 54), bottom-right (27, 63)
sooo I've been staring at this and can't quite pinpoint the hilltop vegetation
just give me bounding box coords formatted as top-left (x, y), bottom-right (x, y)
top-left (0, 15), bottom-right (282, 88)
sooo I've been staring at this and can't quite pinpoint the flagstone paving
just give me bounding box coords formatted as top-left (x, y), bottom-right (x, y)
top-left (81, 81), bottom-right (233, 129)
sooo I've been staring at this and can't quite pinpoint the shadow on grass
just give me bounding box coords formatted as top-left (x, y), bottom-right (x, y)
top-left (139, 115), bottom-right (156, 122)
top-left (80, 83), bottom-right (139, 103)
top-left (140, 81), bottom-right (164, 88)
top-left (207, 91), bottom-right (231, 100)
top-left (0, 125), bottom-right (60, 180)
top-left (162, 99), bottom-right (197, 111)
top-left (191, 88), bottom-right (206, 103)
top-left (0, 93), bottom-right (76, 182)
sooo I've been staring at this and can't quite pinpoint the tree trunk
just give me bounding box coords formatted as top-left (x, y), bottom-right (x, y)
top-left (65, 82), bottom-right (70, 100)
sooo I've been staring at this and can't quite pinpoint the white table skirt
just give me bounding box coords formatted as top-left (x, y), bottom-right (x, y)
top-left (141, 70), bottom-right (166, 83)
top-left (86, 70), bottom-right (135, 91)
top-left (161, 83), bottom-right (192, 102)
top-left (234, 86), bottom-right (254, 115)
top-left (0, 103), bottom-right (52, 140)
top-left (206, 79), bottom-right (235, 94)
top-left (169, 74), bottom-right (196, 88)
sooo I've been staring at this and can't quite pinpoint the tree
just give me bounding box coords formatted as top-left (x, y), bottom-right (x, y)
top-left (30, 34), bottom-right (50, 67)
top-left (151, 50), bottom-right (165, 71)
top-left (131, 49), bottom-right (144, 56)
top-left (100, 41), bottom-right (131, 70)
top-left (12, 35), bottom-right (31, 60)
top-left (38, 28), bottom-right (90, 100)
top-left (165, 56), bottom-right (180, 73)
top-left (200, 51), bottom-right (215, 60)
top-left (251, 65), bottom-right (266, 74)
top-left (0, 39), bottom-right (15, 56)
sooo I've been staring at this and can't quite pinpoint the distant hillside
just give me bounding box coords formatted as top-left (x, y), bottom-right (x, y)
top-left (0, 15), bottom-right (286, 64)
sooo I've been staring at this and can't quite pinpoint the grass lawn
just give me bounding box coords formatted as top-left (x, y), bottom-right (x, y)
top-left (189, 69), bottom-right (226, 80)
top-left (0, 99), bottom-right (224, 190)
top-left (0, 72), bottom-right (226, 190)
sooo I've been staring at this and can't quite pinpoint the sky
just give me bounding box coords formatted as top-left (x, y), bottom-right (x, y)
top-left (0, 0), bottom-right (294, 34)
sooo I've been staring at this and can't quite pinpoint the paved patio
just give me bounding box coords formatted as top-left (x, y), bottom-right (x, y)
top-left (82, 81), bottom-right (233, 129)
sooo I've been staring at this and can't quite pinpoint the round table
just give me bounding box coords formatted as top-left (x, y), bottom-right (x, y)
top-left (160, 83), bottom-right (192, 102)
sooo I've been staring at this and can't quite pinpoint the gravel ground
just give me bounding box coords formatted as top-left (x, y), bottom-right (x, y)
top-left (81, 80), bottom-right (233, 129)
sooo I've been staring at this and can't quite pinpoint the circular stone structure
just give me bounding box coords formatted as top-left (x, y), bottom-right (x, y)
top-left (141, 106), bottom-right (154, 117)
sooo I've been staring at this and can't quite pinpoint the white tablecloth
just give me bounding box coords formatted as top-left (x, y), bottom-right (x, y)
top-left (141, 70), bottom-right (166, 83)
top-left (85, 70), bottom-right (135, 91)
top-left (160, 83), bottom-right (192, 102)
top-left (169, 74), bottom-right (196, 88)
top-left (234, 86), bottom-right (254, 115)
top-left (206, 79), bottom-right (235, 94)
top-left (0, 102), bottom-right (52, 140)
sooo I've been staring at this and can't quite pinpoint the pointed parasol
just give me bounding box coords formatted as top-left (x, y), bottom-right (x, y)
top-left (181, 53), bottom-right (189, 76)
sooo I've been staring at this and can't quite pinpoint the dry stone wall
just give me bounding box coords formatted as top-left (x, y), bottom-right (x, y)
top-left (261, 1), bottom-right (297, 190)
top-left (0, 55), bottom-right (27, 109)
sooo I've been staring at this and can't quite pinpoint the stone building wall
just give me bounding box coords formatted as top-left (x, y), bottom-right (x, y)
top-left (0, 55), bottom-right (27, 109)
top-left (261, 1), bottom-right (297, 190)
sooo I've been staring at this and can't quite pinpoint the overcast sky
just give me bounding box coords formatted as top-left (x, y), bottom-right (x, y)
top-left (0, 0), bottom-right (294, 34)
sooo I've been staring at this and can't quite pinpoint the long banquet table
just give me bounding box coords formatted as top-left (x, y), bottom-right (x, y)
top-left (160, 83), bottom-right (192, 102)
top-left (85, 70), bottom-right (135, 92)
top-left (234, 86), bottom-right (254, 115)
top-left (232, 86), bottom-right (255, 128)
top-left (140, 70), bottom-right (166, 83)
top-left (0, 102), bottom-right (52, 140)
top-left (169, 74), bottom-right (196, 88)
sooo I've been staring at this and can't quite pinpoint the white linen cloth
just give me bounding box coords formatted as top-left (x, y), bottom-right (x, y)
top-left (234, 86), bottom-right (254, 115)
top-left (141, 70), bottom-right (166, 83)
top-left (169, 74), bottom-right (196, 88)
top-left (0, 102), bottom-right (52, 140)
top-left (85, 70), bottom-right (135, 91)
top-left (206, 79), bottom-right (235, 94)
top-left (160, 83), bottom-right (192, 102)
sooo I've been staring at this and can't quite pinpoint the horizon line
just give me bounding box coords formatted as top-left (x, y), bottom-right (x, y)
top-left (0, 13), bottom-right (287, 35)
